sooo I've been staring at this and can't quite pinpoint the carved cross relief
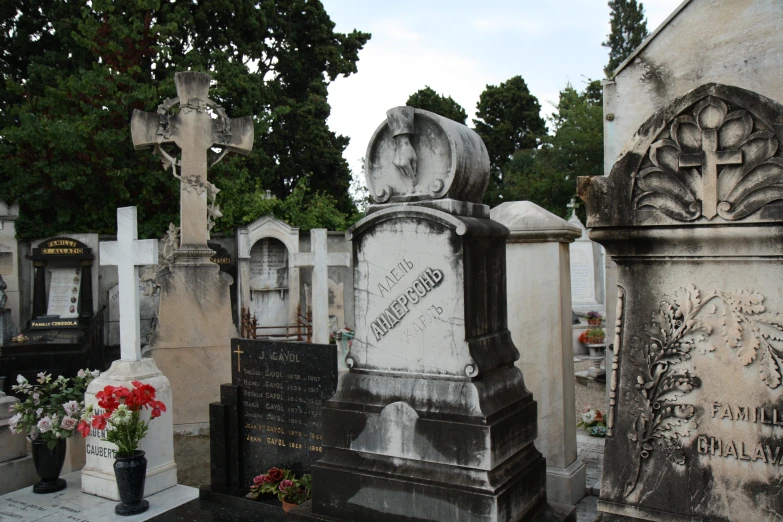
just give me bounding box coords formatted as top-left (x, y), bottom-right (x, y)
top-left (131, 72), bottom-right (254, 252)
top-left (634, 95), bottom-right (783, 222)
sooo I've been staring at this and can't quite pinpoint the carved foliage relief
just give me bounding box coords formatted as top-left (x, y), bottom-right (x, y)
top-left (633, 96), bottom-right (783, 221)
top-left (623, 284), bottom-right (783, 497)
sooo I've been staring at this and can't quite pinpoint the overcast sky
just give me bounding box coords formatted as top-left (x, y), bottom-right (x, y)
top-left (319, 0), bottom-right (683, 182)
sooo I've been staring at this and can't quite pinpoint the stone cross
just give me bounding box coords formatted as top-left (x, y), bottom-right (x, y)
top-left (567, 198), bottom-right (577, 219)
top-left (291, 229), bottom-right (350, 344)
top-left (131, 72), bottom-right (254, 251)
top-left (100, 207), bottom-right (158, 361)
top-left (679, 128), bottom-right (742, 220)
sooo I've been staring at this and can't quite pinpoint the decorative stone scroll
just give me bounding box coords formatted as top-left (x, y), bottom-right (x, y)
top-left (365, 107), bottom-right (489, 205)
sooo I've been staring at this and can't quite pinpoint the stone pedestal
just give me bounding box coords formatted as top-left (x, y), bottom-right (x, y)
top-left (150, 260), bottom-right (235, 430)
top-left (491, 201), bottom-right (587, 506)
top-left (81, 358), bottom-right (177, 500)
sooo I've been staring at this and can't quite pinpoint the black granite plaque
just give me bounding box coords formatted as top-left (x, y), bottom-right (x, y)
top-left (230, 339), bottom-right (337, 486)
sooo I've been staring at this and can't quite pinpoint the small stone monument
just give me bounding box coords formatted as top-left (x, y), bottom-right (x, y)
top-left (491, 201), bottom-right (586, 506)
top-left (566, 199), bottom-right (605, 318)
top-left (81, 207), bottom-right (177, 500)
top-left (131, 71), bottom-right (253, 429)
top-left (289, 107), bottom-right (573, 521)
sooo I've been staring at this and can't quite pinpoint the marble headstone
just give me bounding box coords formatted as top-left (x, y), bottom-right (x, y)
top-left (288, 107), bottom-right (570, 522)
top-left (567, 203), bottom-right (605, 318)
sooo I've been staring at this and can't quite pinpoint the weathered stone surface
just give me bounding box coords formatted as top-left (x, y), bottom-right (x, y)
top-left (302, 108), bottom-right (551, 522)
top-left (566, 204), bottom-right (605, 318)
top-left (365, 107), bottom-right (489, 205)
top-left (0, 201), bottom-right (20, 328)
top-left (491, 201), bottom-right (586, 506)
top-left (0, 392), bottom-right (25, 463)
top-left (580, 84), bottom-right (783, 520)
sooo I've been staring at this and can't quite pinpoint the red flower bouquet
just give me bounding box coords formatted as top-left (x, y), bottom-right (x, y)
top-left (79, 381), bottom-right (166, 457)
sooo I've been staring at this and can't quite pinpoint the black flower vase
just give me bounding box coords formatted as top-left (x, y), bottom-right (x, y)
top-left (114, 450), bottom-right (149, 515)
top-left (32, 439), bottom-right (67, 493)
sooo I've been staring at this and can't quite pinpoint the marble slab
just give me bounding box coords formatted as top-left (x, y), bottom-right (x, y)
top-left (0, 472), bottom-right (197, 521)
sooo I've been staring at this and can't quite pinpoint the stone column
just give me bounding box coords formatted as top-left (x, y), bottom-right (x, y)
top-left (491, 201), bottom-right (586, 506)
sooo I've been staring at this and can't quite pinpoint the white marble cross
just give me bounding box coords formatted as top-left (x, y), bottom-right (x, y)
top-left (100, 207), bottom-right (158, 361)
top-left (291, 229), bottom-right (350, 344)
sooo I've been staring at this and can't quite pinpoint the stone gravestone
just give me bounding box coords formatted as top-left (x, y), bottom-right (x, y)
top-left (132, 71), bottom-right (253, 429)
top-left (567, 199), bottom-right (605, 318)
top-left (491, 201), bottom-right (586, 506)
top-left (289, 107), bottom-right (573, 522)
top-left (205, 339), bottom-right (338, 516)
top-left (581, 84), bottom-right (783, 520)
top-left (81, 207), bottom-right (177, 500)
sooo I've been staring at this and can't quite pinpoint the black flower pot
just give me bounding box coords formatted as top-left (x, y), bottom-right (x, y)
top-left (32, 438), bottom-right (67, 493)
top-left (113, 450), bottom-right (149, 516)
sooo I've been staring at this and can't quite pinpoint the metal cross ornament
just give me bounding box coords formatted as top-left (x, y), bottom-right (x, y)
top-left (131, 72), bottom-right (254, 251)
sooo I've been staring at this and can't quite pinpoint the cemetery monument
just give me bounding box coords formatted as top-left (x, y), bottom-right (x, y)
top-left (0, 201), bottom-right (19, 345)
top-left (491, 201), bottom-right (586, 506)
top-left (131, 71), bottom-right (254, 429)
top-left (581, 2), bottom-right (783, 519)
top-left (81, 207), bottom-right (177, 500)
top-left (289, 107), bottom-right (574, 521)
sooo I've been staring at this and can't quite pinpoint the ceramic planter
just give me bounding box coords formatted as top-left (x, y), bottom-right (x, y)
top-left (282, 499), bottom-right (298, 513)
top-left (32, 439), bottom-right (67, 493)
top-left (114, 450), bottom-right (149, 516)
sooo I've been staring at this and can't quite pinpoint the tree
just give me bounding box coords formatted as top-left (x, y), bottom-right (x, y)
top-left (0, 0), bottom-right (370, 240)
top-left (502, 80), bottom-right (603, 219)
top-left (472, 75), bottom-right (547, 206)
top-left (406, 86), bottom-right (467, 124)
top-left (602, 0), bottom-right (649, 78)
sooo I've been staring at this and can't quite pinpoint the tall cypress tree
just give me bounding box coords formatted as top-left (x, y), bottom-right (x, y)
top-left (602, 0), bottom-right (649, 78)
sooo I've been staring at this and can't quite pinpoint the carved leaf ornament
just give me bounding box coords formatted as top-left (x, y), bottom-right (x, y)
top-left (634, 96), bottom-right (783, 221)
top-left (622, 284), bottom-right (783, 497)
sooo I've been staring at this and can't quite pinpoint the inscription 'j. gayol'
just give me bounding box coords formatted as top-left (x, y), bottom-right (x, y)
top-left (371, 267), bottom-right (444, 341)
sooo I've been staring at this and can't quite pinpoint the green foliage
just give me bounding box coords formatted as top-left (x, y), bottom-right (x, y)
top-left (501, 80), bottom-right (602, 218)
top-left (0, 0), bottom-right (370, 240)
top-left (473, 76), bottom-right (547, 207)
top-left (406, 86), bottom-right (467, 124)
top-left (221, 176), bottom-right (358, 232)
top-left (602, 0), bottom-right (649, 78)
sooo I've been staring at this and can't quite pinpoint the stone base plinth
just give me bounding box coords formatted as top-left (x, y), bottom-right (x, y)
top-left (309, 367), bottom-right (548, 522)
top-left (0, 455), bottom-right (37, 495)
top-left (81, 358), bottom-right (177, 501)
top-left (546, 459), bottom-right (587, 506)
top-left (150, 261), bottom-right (236, 428)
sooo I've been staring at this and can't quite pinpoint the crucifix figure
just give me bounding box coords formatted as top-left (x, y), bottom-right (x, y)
top-left (131, 72), bottom-right (254, 252)
top-left (100, 207), bottom-right (158, 361)
top-left (233, 344), bottom-right (244, 372)
top-left (291, 229), bottom-right (351, 345)
top-left (679, 122), bottom-right (743, 220)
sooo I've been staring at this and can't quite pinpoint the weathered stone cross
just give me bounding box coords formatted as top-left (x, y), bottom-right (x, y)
top-left (291, 229), bottom-right (351, 344)
top-left (131, 72), bottom-right (254, 252)
top-left (100, 207), bottom-right (158, 361)
top-left (679, 126), bottom-right (743, 220)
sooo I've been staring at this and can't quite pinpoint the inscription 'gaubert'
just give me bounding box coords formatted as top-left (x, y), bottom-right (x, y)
top-left (371, 268), bottom-right (443, 341)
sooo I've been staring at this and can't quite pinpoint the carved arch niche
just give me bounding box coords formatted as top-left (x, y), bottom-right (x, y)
top-left (581, 84), bottom-right (783, 227)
